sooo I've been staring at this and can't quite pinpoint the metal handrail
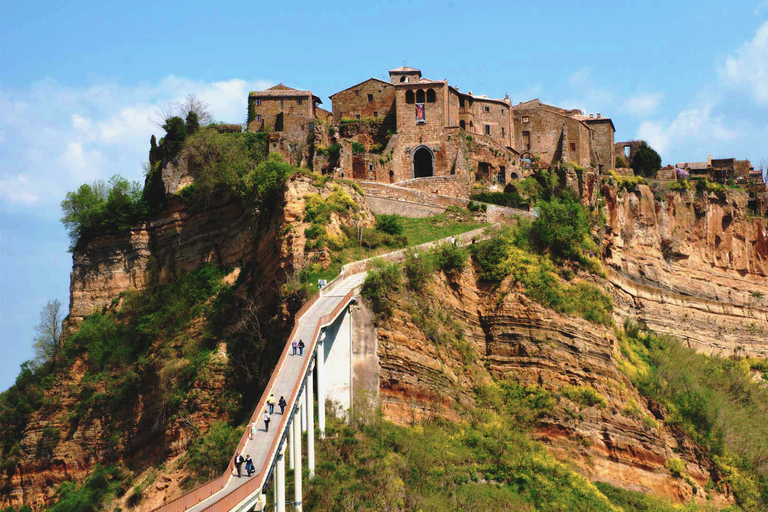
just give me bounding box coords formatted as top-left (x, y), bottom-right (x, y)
top-left (151, 289), bottom-right (353, 512)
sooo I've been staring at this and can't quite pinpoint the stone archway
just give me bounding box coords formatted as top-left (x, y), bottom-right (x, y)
top-left (412, 146), bottom-right (434, 178)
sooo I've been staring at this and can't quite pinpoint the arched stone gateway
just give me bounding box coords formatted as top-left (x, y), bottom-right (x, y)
top-left (411, 145), bottom-right (434, 178)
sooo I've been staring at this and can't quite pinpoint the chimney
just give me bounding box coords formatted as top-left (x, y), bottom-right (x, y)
top-left (589, 113), bottom-right (594, 118)
top-left (597, 113), bottom-right (601, 119)
top-left (708, 154), bottom-right (712, 166)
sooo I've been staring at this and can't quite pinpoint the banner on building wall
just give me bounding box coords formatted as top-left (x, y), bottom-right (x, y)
top-left (415, 103), bottom-right (425, 123)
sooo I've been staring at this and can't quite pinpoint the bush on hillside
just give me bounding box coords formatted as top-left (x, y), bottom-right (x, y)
top-left (186, 421), bottom-right (243, 482)
top-left (529, 195), bottom-right (590, 261)
top-left (60, 176), bottom-right (147, 250)
top-left (433, 243), bottom-right (467, 273)
top-left (470, 191), bottom-right (529, 209)
top-left (631, 142), bottom-right (662, 178)
top-left (361, 259), bottom-right (402, 317)
top-left (375, 214), bottom-right (404, 235)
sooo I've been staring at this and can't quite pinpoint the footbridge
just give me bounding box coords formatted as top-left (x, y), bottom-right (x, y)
top-left (151, 225), bottom-right (495, 512)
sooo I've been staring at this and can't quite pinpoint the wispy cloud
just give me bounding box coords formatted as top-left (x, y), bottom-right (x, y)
top-left (624, 91), bottom-right (664, 116)
top-left (0, 76), bottom-right (273, 213)
top-left (720, 21), bottom-right (768, 105)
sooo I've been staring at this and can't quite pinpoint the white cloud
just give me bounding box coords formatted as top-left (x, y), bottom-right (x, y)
top-left (637, 101), bottom-right (738, 161)
top-left (720, 21), bottom-right (768, 105)
top-left (0, 76), bottom-right (274, 213)
top-left (624, 91), bottom-right (664, 116)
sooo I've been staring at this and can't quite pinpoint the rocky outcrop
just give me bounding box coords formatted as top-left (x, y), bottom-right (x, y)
top-left (602, 184), bottom-right (768, 357)
top-left (374, 267), bottom-right (735, 507)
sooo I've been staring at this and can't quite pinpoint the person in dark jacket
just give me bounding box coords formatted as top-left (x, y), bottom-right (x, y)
top-left (278, 396), bottom-right (287, 414)
top-left (234, 452), bottom-right (245, 477)
top-left (298, 339), bottom-right (305, 355)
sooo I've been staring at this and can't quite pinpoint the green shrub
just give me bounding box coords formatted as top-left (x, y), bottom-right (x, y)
top-left (631, 142), bottom-right (662, 178)
top-left (375, 214), bottom-right (404, 235)
top-left (160, 116), bottom-right (187, 162)
top-left (47, 465), bottom-right (127, 512)
top-left (361, 260), bottom-right (402, 317)
top-left (470, 191), bottom-right (529, 209)
top-left (530, 195), bottom-right (590, 261)
top-left (433, 243), bottom-right (467, 273)
top-left (61, 176), bottom-right (148, 250)
top-left (351, 142), bottom-right (366, 154)
top-left (404, 250), bottom-right (434, 291)
top-left (615, 155), bottom-right (628, 168)
top-left (186, 421), bottom-right (243, 482)
top-left (560, 385), bottom-right (607, 408)
top-left (665, 458), bottom-right (687, 479)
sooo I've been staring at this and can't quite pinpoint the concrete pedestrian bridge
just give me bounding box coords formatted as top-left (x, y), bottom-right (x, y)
top-left (151, 226), bottom-right (494, 512)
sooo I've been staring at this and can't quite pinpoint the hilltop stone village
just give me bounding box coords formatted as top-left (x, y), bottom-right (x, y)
top-left (246, 65), bottom-right (765, 206)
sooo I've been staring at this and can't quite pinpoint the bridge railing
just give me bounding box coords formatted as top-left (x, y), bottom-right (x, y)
top-left (152, 288), bottom-right (354, 512)
top-left (151, 292), bottom-right (323, 512)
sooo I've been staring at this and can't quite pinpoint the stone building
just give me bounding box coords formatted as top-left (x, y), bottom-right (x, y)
top-left (512, 99), bottom-right (614, 172)
top-left (676, 155), bottom-right (756, 182)
top-left (247, 84), bottom-right (325, 166)
top-left (329, 78), bottom-right (396, 125)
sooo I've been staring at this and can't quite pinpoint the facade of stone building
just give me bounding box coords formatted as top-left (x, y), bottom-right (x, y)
top-left (512, 99), bottom-right (615, 172)
top-left (676, 155), bottom-right (756, 182)
top-left (329, 78), bottom-right (395, 124)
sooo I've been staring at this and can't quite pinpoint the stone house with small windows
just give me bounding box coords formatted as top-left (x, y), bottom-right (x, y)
top-left (512, 99), bottom-right (615, 173)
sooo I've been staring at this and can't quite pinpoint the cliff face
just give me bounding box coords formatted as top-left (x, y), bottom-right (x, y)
top-left (602, 185), bottom-right (768, 357)
top-left (2, 174), bottom-right (372, 511)
top-left (375, 268), bottom-right (735, 507)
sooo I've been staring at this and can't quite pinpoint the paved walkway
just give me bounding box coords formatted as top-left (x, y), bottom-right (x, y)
top-left (186, 273), bottom-right (366, 512)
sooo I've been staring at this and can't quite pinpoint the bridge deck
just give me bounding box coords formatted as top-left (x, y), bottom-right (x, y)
top-left (185, 273), bottom-right (366, 512)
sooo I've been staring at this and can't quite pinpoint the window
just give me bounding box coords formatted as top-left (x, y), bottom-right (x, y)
top-left (367, 94), bottom-right (373, 103)
top-left (280, 99), bottom-right (284, 109)
top-left (569, 142), bottom-right (576, 152)
top-left (459, 96), bottom-right (465, 108)
top-left (356, 114), bottom-right (361, 120)
top-left (301, 124), bottom-right (305, 131)
top-left (522, 116), bottom-right (529, 123)
top-left (483, 106), bottom-right (490, 113)
top-left (460, 120), bottom-right (466, 129)
top-left (426, 89), bottom-right (436, 102)
top-left (501, 126), bottom-right (505, 137)
top-left (256, 114), bottom-right (261, 122)
top-left (523, 130), bottom-right (530, 150)
top-left (405, 90), bottom-right (415, 104)
top-left (309, 122), bottom-right (314, 131)
top-left (484, 124), bottom-right (491, 135)
top-left (373, 111), bottom-right (378, 118)
top-left (297, 98), bottom-right (303, 105)
top-left (400, 76), bottom-right (407, 83)
top-left (501, 108), bottom-right (505, 115)
top-left (255, 98), bottom-right (262, 106)
top-left (416, 89), bottom-right (425, 103)
top-left (355, 90), bottom-right (360, 96)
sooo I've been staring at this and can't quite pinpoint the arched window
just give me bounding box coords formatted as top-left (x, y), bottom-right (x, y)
top-left (405, 90), bottom-right (415, 104)
top-left (416, 89), bottom-right (425, 103)
top-left (469, 121), bottom-right (474, 131)
top-left (426, 89), bottom-right (436, 103)
top-left (459, 120), bottom-right (466, 130)
top-left (400, 76), bottom-right (407, 83)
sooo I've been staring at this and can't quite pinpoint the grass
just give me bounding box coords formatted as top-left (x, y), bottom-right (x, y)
top-left (399, 208), bottom-right (486, 246)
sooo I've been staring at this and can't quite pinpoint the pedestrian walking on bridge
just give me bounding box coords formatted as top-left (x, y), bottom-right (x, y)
top-left (245, 455), bottom-right (254, 477)
top-left (292, 339), bottom-right (298, 355)
top-left (263, 410), bottom-right (271, 432)
top-left (298, 339), bottom-right (305, 356)
top-left (267, 394), bottom-right (276, 415)
top-left (278, 396), bottom-right (287, 414)
top-left (234, 452), bottom-right (244, 478)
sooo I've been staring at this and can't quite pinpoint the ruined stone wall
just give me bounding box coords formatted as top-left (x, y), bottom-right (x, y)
top-left (615, 140), bottom-right (644, 167)
top-left (397, 174), bottom-right (471, 198)
top-left (248, 95), bottom-right (312, 133)
top-left (331, 79), bottom-right (395, 125)
top-left (585, 119), bottom-right (614, 171)
top-left (512, 106), bottom-right (591, 167)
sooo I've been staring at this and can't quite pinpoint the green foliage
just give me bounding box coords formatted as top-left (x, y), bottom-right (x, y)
top-left (470, 191), bottom-right (530, 209)
top-left (665, 458), bottom-right (687, 479)
top-left (530, 195), bottom-right (591, 261)
top-left (471, 228), bottom-right (613, 325)
top-left (60, 176), bottom-right (147, 250)
top-left (594, 481), bottom-right (701, 511)
top-left (433, 243), bottom-right (467, 273)
top-left (47, 465), bottom-right (128, 512)
top-left (617, 325), bottom-right (768, 510)
top-left (694, 177), bottom-right (727, 193)
top-left (631, 142), bottom-right (662, 178)
top-left (466, 200), bottom-right (486, 212)
top-left (247, 98), bottom-right (256, 125)
top-left (65, 264), bottom-right (227, 371)
top-left (186, 421), bottom-right (243, 483)
top-left (560, 385), bottom-right (607, 408)
top-left (160, 116), bottom-right (188, 162)
top-left (185, 111), bottom-right (200, 135)
top-left (351, 142), bottom-right (366, 154)
top-left (0, 362), bottom-right (44, 458)
top-left (315, 142), bottom-right (341, 161)
top-left (374, 214), bottom-right (404, 235)
top-left (304, 383), bottom-right (624, 511)
top-left (609, 171), bottom-right (647, 192)
top-left (304, 186), bottom-right (357, 225)
top-left (615, 155), bottom-right (628, 168)
top-left (361, 259), bottom-right (403, 317)
top-left (404, 250), bottom-right (435, 291)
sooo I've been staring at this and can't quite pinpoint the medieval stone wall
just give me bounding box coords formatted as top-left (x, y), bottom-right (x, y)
top-left (585, 119), bottom-right (614, 171)
top-left (512, 104), bottom-right (591, 167)
top-left (331, 79), bottom-right (395, 124)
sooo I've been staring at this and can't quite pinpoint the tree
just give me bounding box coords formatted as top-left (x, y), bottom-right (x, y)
top-left (185, 111), bottom-right (200, 136)
top-left (531, 195), bottom-right (590, 260)
top-left (33, 299), bottom-right (64, 368)
top-left (177, 93), bottom-right (213, 126)
top-left (631, 142), bottom-right (662, 178)
top-left (160, 116), bottom-right (187, 162)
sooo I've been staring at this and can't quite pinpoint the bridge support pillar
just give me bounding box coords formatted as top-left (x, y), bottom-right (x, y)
top-left (294, 396), bottom-right (303, 512)
top-left (316, 336), bottom-right (326, 438)
top-left (288, 418), bottom-right (295, 470)
top-left (307, 366), bottom-right (315, 479)
top-left (275, 444), bottom-right (286, 512)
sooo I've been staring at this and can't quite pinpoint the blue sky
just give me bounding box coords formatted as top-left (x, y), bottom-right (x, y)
top-left (1, 0), bottom-right (767, 390)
